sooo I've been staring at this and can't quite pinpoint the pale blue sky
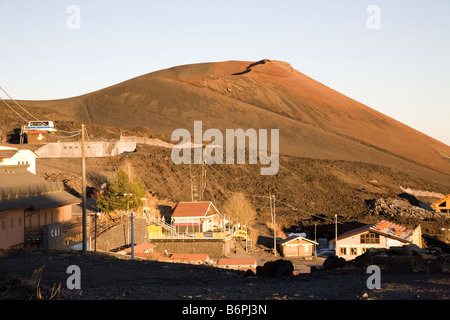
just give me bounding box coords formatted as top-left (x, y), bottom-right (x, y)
top-left (1, 0), bottom-right (449, 145)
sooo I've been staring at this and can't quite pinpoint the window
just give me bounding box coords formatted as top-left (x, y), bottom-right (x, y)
top-left (19, 217), bottom-right (22, 227)
top-left (1, 220), bottom-right (5, 230)
top-left (360, 232), bottom-right (380, 244)
top-left (362, 248), bottom-right (368, 254)
top-left (350, 248), bottom-right (357, 255)
top-left (340, 247), bottom-right (347, 255)
top-left (10, 218), bottom-right (14, 228)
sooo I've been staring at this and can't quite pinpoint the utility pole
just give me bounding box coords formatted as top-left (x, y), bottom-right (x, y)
top-left (124, 193), bottom-right (134, 260)
top-left (335, 214), bottom-right (338, 257)
top-left (314, 223), bottom-right (317, 255)
top-left (269, 190), bottom-right (273, 254)
top-left (94, 210), bottom-right (98, 252)
top-left (246, 207), bottom-right (249, 253)
top-left (131, 210), bottom-right (134, 260)
top-left (203, 144), bottom-right (206, 193)
top-left (189, 164), bottom-right (194, 202)
top-left (81, 124), bottom-right (87, 253)
top-left (200, 144), bottom-right (206, 201)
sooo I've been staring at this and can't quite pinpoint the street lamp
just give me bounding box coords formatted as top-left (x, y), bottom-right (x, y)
top-left (124, 193), bottom-right (134, 260)
top-left (273, 194), bottom-right (276, 257)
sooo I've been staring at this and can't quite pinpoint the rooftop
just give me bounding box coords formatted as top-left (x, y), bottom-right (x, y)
top-left (171, 201), bottom-right (214, 218)
top-left (170, 253), bottom-right (210, 261)
top-left (217, 258), bottom-right (257, 266)
top-left (0, 149), bottom-right (18, 159)
top-left (278, 235), bottom-right (318, 245)
top-left (0, 165), bottom-right (81, 212)
top-left (330, 220), bottom-right (415, 243)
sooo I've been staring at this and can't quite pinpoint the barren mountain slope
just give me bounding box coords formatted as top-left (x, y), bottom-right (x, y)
top-left (1, 100), bottom-right (448, 237)
top-left (35, 143), bottom-right (449, 238)
top-left (15, 59), bottom-right (450, 185)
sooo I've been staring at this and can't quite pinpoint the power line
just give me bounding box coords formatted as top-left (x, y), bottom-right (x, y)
top-left (45, 131), bottom-right (81, 139)
top-left (275, 198), bottom-right (354, 227)
top-left (1, 85), bottom-right (84, 136)
top-left (205, 164), bottom-right (354, 227)
top-left (0, 96), bottom-right (29, 123)
top-left (0, 85), bottom-right (39, 121)
top-left (149, 165), bottom-right (191, 191)
top-left (56, 129), bottom-right (84, 134)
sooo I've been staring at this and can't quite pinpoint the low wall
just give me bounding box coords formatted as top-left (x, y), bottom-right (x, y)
top-left (149, 238), bottom-right (234, 258)
top-left (95, 218), bottom-right (234, 257)
top-left (95, 218), bottom-right (148, 251)
top-left (120, 136), bottom-right (176, 149)
top-left (35, 141), bottom-right (136, 158)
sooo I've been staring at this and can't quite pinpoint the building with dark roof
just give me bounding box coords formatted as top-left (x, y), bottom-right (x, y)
top-left (0, 165), bottom-right (81, 249)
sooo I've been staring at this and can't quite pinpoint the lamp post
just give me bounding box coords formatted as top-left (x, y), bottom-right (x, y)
top-left (124, 193), bottom-right (134, 260)
top-left (273, 194), bottom-right (277, 257)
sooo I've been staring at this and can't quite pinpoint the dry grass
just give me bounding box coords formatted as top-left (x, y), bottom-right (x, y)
top-left (265, 221), bottom-right (287, 239)
top-left (28, 264), bottom-right (62, 300)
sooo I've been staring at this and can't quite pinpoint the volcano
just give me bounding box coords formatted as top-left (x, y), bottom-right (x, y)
top-left (17, 59), bottom-right (450, 185)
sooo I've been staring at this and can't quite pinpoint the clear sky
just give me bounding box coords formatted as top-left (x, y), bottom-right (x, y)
top-left (1, 0), bottom-right (449, 145)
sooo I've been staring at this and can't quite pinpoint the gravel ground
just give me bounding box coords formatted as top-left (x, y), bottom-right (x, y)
top-left (0, 249), bottom-right (449, 301)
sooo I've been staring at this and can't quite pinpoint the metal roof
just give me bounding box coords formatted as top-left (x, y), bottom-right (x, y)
top-left (170, 253), bottom-right (210, 261)
top-left (0, 165), bottom-right (81, 212)
top-left (0, 149), bottom-right (18, 159)
top-left (278, 235), bottom-right (318, 245)
top-left (330, 220), bottom-right (415, 243)
top-left (217, 258), bottom-right (257, 266)
top-left (171, 201), bottom-right (215, 218)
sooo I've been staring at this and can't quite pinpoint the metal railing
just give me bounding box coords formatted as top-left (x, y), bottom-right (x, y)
top-left (148, 229), bottom-right (232, 240)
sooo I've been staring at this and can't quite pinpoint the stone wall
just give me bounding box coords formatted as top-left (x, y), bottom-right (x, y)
top-left (149, 238), bottom-right (234, 258)
top-left (95, 218), bottom-right (148, 251)
top-left (35, 141), bottom-right (136, 158)
top-left (95, 218), bottom-right (235, 257)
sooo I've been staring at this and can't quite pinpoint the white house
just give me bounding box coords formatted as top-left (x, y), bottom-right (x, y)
top-left (329, 220), bottom-right (422, 260)
top-left (0, 144), bottom-right (37, 174)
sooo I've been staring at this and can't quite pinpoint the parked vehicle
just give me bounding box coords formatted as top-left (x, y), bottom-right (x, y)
top-left (315, 249), bottom-right (335, 258)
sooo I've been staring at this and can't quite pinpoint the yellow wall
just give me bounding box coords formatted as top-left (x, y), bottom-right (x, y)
top-left (148, 225), bottom-right (162, 238)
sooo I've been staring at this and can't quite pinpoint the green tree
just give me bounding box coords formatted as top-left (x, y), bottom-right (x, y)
top-left (96, 170), bottom-right (146, 213)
